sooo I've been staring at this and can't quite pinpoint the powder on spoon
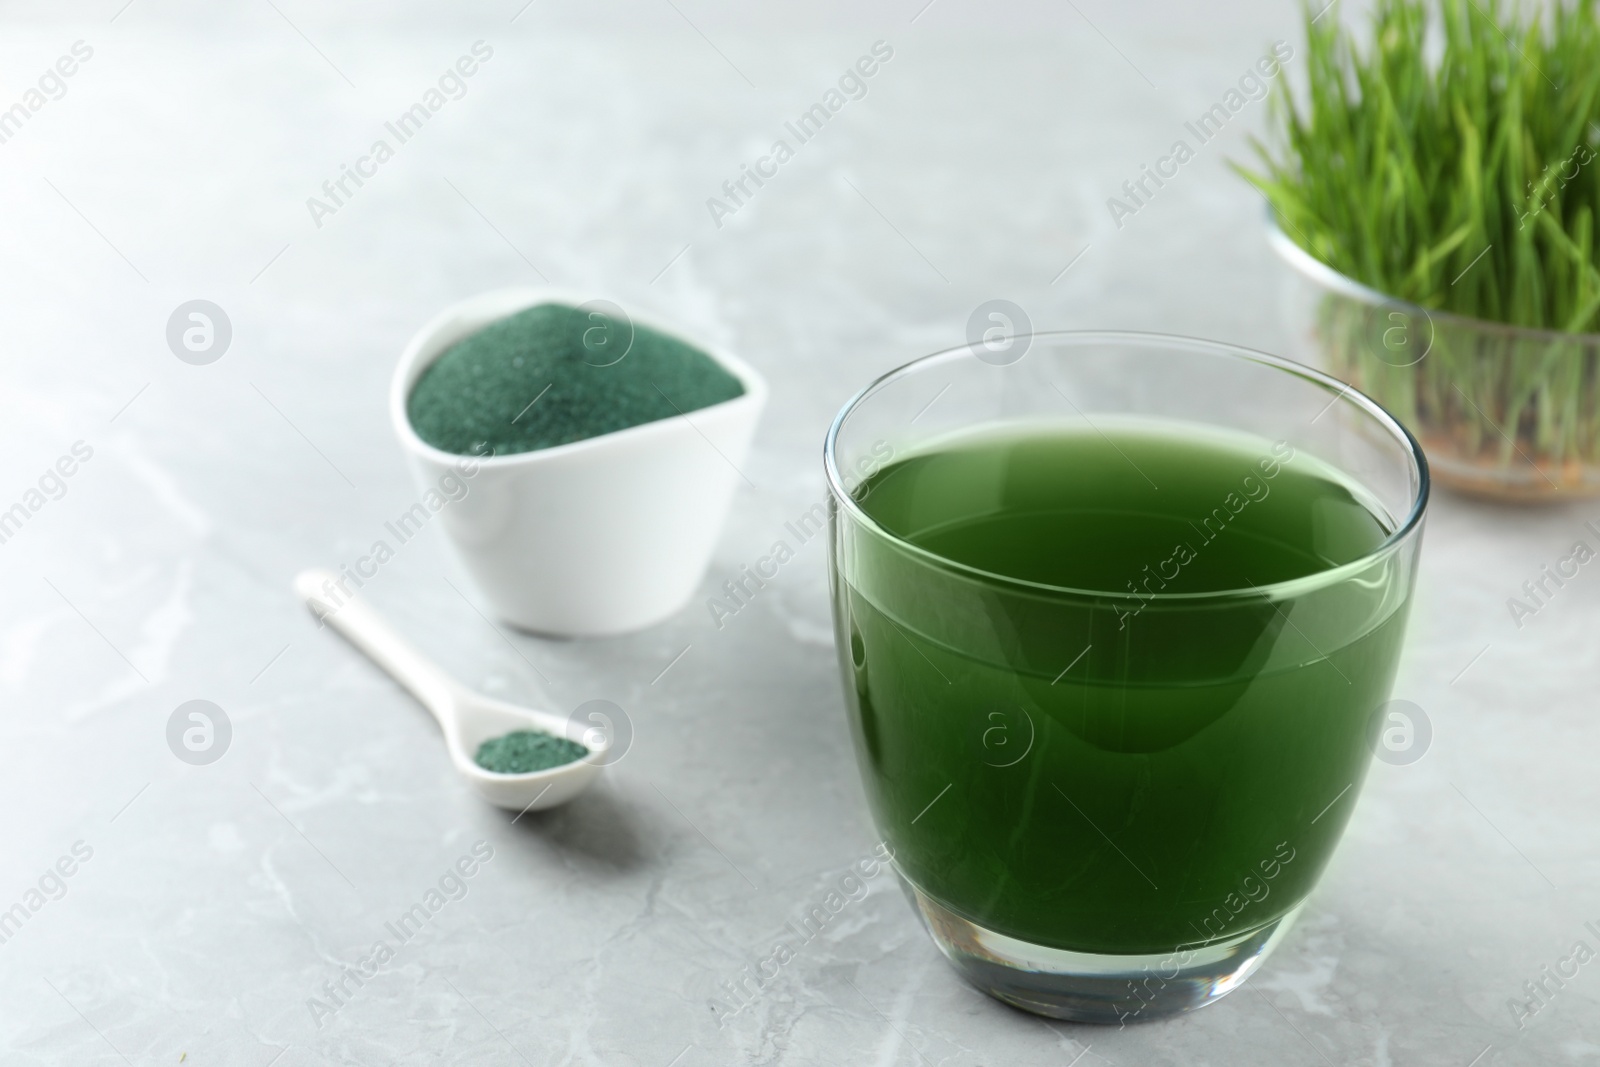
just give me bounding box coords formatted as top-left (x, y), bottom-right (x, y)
top-left (407, 302), bottom-right (745, 457)
top-left (473, 729), bottom-right (589, 775)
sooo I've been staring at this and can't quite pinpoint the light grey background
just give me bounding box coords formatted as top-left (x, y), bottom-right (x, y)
top-left (1, 1), bottom-right (1595, 1064)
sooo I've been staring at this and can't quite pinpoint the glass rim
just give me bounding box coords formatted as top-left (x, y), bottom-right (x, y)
top-left (822, 329), bottom-right (1431, 605)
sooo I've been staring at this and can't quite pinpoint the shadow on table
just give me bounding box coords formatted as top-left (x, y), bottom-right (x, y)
top-left (497, 782), bottom-right (648, 875)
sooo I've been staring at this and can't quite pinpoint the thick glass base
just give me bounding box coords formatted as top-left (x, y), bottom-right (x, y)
top-left (903, 877), bottom-right (1300, 1024)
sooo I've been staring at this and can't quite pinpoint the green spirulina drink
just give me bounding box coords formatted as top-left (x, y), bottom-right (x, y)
top-left (834, 420), bottom-right (1409, 956)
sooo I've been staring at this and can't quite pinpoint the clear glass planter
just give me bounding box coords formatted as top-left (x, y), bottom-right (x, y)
top-left (1270, 220), bottom-right (1600, 500)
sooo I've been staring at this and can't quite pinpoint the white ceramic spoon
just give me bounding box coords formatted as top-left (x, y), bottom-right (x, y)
top-left (293, 569), bottom-right (604, 812)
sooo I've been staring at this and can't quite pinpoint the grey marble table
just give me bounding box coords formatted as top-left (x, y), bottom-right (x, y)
top-left (1, 1), bottom-right (1595, 1064)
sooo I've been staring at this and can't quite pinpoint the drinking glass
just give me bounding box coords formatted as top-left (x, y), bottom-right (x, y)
top-left (824, 331), bottom-right (1428, 1023)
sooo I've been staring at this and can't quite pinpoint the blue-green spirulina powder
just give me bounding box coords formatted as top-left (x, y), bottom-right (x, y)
top-left (407, 303), bottom-right (745, 457)
top-left (473, 729), bottom-right (589, 774)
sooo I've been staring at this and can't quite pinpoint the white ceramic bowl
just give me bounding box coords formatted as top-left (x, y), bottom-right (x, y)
top-left (391, 287), bottom-right (766, 636)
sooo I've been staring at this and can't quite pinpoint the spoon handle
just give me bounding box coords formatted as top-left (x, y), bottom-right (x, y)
top-left (293, 569), bottom-right (461, 723)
